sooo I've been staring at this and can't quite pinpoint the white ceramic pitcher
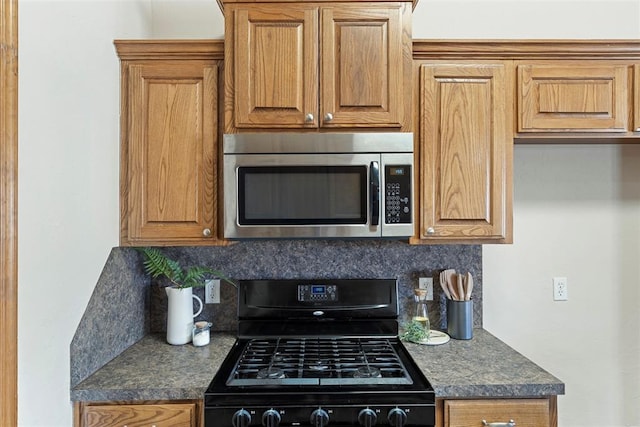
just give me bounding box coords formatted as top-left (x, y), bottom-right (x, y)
top-left (165, 286), bottom-right (203, 345)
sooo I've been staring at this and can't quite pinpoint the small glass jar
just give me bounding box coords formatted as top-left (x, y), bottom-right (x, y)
top-left (192, 321), bottom-right (212, 346)
top-left (413, 289), bottom-right (430, 339)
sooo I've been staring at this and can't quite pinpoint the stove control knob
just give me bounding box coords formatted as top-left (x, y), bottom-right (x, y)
top-left (358, 408), bottom-right (377, 426)
top-left (310, 408), bottom-right (330, 427)
top-left (232, 409), bottom-right (252, 427)
top-left (387, 408), bottom-right (407, 427)
top-left (262, 409), bottom-right (281, 427)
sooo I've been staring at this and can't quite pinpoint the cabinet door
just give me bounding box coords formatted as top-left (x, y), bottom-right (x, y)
top-left (518, 63), bottom-right (630, 132)
top-left (232, 5), bottom-right (319, 128)
top-left (417, 63), bottom-right (513, 243)
top-left (321, 3), bottom-right (407, 128)
top-left (82, 403), bottom-right (196, 427)
top-left (125, 62), bottom-right (218, 244)
top-left (635, 65), bottom-right (640, 132)
top-left (444, 399), bottom-right (550, 427)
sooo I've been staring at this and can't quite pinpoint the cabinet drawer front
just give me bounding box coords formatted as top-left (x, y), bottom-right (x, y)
top-left (518, 64), bottom-right (630, 132)
top-left (83, 403), bottom-right (196, 427)
top-left (445, 399), bottom-right (549, 427)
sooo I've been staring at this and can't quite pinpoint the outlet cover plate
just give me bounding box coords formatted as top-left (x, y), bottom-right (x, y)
top-left (205, 279), bottom-right (220, 304)
top-left (553, 277), bottom-right (568, 301)
top-left (419, 277), bottom-right (434, 300)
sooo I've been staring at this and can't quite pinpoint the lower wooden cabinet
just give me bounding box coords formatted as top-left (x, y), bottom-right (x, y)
top-left (437, 397), bottom-right (557, 427)
top-left (74, 401), bottom-right (201, 427)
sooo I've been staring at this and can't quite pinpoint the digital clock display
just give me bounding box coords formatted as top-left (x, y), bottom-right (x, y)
top-left (390, 167), bottom-right (405, 176)
top-left (311, 285), bottom-right (326, 295)
top-left (298, 284), bottom-right (337, 302)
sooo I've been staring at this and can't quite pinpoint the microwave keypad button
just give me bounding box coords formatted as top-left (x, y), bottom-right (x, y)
top-left (384, 165), bottom-right (412, 225)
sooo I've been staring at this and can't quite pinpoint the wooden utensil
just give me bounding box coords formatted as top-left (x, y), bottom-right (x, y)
top-left (439, 271), bottom-right (452, 300)
top-left (457, 274), bottom-right (465, 302)
top-left (446, 270), bottom-right (459, 300)
top-left (465, 272), bottom-right (473, 300)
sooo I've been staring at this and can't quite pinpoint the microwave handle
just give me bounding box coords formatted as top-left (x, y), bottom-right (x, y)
top-left (370, 161), bottom-right (380, 226)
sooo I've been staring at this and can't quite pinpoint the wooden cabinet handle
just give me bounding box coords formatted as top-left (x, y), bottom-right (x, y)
top-left (324, 112), bottom-right (334, 122)
top-left (425, 227), bottom-right (435, 235)
top-left (482, 420), bottom-right (516, 427)
top-left (202, 228), bottom-right (212, 237)
top-left (305, 113), bottom-right (314, 122)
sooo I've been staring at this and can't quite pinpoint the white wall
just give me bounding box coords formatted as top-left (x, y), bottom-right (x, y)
top-left (413, 0), bottom-right (640, 39)
top-left (17, 0), bottom-right (640, 426)
top-left (484, 145), bottom-right (640, 426)
top-left (18, 1), bottom-right (152, 425)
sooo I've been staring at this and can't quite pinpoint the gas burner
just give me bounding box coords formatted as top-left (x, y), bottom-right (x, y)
top-left (353, 366), bottom-right (382, 379)
top-left (257, 367), bottom-right (286, 379)
top-left (308, 360), bottom-right (330, 371)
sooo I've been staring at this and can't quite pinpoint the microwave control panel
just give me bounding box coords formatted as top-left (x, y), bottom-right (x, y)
top-left (384, 165), bottom-right (412, 224)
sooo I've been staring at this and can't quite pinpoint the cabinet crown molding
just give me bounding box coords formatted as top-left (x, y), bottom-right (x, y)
top-left (217, 0), bottom-right (419, 14)
top-left (413, 39), bottom-right (640, 60)
top-left (114, 40), bottom-right (224, 60)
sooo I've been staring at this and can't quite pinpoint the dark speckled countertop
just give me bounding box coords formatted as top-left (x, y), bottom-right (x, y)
top-left (404, 329), bottom-right (564, 397)
top-left (71, 333), bottom-right (237, 401)
top-left (70, 329), bottom-right (563, 402)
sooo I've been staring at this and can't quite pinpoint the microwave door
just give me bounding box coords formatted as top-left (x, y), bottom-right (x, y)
top-left (224, 154), bottom-right (382, 239)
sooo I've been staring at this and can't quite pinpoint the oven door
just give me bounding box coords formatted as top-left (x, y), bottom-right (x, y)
top-left (224, 153), bottom-right (383, 239)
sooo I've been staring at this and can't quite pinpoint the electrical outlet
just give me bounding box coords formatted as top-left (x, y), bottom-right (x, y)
top-left (553, 277), bottom-right (568, 301)
top-left (418, 277), bottom-right (434, 300)
top-left (205, 279), bottom-right (220, 304)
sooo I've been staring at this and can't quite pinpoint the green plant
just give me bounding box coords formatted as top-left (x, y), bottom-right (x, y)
top-left (135, 247), bottom-right (236, 289)
top-left (400, 320), bottom-right (429, 343)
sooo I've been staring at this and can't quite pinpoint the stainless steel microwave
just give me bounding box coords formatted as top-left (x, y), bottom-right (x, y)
top-left (223, 133), bottom-right (414, 239)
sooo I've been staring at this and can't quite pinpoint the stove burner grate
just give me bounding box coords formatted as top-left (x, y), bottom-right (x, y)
top-left (256, 367), bottom-right (286, 379)
top-left (353, 366), bottom-right (382, 378)
top-left (226, 337), bottom-right (413, 386)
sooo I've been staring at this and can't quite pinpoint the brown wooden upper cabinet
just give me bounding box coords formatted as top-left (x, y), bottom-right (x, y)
top-left (517, 63), bottom-right (632, 133)
top-left (413, 62), bottom-right (513, 244)
top-left (223, 1), bottom-right (413, 132)
top-left (115, 41), bottom-right (226, 246)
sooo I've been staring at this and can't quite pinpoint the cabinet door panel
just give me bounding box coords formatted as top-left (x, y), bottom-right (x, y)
top-left (419, 63), bottom-right (512, 242)
top-left (635, 65), bottom-right (640, 132)
top-left (83, 403), bottom-right (195, 427)
top-left (233, 5), bottom-right (318, 128)
top-left (444, 399), bottom-right (550, 427)
top-left (321, 4), bottom-right (405, 128)
top-left (127, 63), bottom-right (217, 242)
top-left (518, 64), bottom-right (630, 132)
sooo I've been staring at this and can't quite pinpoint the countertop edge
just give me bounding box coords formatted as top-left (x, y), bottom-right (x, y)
top-left (71, 388), bottom-right (206, 402)
top-left (433, 383), bottom-right (565, 398)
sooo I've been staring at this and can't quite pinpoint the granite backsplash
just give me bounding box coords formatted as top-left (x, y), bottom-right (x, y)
top-left (71, 240), bottom-right (481, 387)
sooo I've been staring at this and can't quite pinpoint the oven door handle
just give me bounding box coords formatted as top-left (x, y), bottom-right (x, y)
top-left (370, 161), bottom-right (380, 226)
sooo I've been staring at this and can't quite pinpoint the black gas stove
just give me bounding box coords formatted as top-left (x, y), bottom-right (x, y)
top-left (204, 279), bottom-right (435, 427)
